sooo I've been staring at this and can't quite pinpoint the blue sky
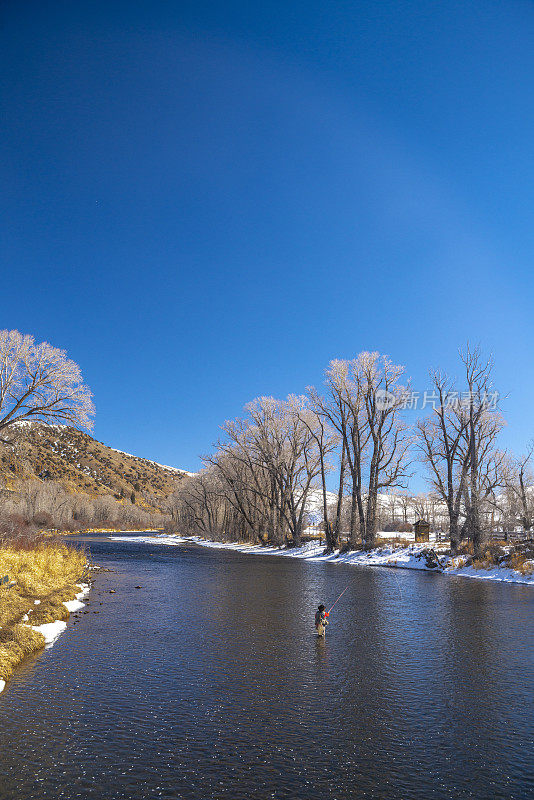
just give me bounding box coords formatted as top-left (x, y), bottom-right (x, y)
top-left (2, 0), bottom-right (534, 483)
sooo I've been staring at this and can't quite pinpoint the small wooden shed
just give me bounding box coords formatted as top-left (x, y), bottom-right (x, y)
top-left (414, 519), bottom-right (430, 543)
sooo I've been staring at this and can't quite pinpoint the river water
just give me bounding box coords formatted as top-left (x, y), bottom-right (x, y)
top-left (0, 533), bottom-right (533, 800)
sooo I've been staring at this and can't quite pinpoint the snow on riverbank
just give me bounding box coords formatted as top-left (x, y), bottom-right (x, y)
top-left (63, 583), bottom-right (91, 614)
top-left (30, 620), bottom-right (67, 648)
top-left (111, 533), bottom-right (534, 586)
top-left (27, 582), bottom-right (91, 650)
top-left (0, 583), bottom-right (91, 695)
top-left (115, 534), bottom-right (188, 545)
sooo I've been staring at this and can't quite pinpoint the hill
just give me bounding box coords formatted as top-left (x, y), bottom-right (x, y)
top-left (0, 422), bottom-right (190, 511)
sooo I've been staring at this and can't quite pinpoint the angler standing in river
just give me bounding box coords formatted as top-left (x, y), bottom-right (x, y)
top-left (315, 604), bottom-right (329, 637)
top-left (315, 586), bottom-right (349, 636)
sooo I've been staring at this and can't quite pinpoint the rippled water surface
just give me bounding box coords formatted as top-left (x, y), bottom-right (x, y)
top-left (0, 534), bottom-right (533, 799)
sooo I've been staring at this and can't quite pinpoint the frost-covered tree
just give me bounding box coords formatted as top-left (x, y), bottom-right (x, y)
top-left (214, 396), bottom-right (325, 546)
top-left (171, 395), bottom-right (331, 546)
top-left (498, 443), bottom-right (534, 532)
top-left (0, 329), bottom-right (94, 440)
top-left (418, 345), bottom-right (505, 555)
top-left (310, 353), bottom-right (412, 549)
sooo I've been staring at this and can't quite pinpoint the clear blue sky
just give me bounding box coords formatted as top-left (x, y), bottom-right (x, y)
top-left (2, 0), bottom-right (534, 481)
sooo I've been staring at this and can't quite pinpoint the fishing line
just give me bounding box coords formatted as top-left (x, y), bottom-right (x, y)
top-left (327, 585), bottom-right (349, 615)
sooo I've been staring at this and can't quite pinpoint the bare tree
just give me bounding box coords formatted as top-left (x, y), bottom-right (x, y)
top-left (174, 396), bottom-right (331, 547)
top-left (418, 345), bottom-right (504, 555)
top-left (498, 443), bottom-right (534, 532)
top-left (93, 495), bottom-right (119, 525)
top-left (241, 396), bottom-right (324, 546)
top-left (307, 381), bottom-right (350, 548)
top-left (418, 370), bottom-right (469, 553)
top-left (0, 329), bottom-right (94, 441)
top-left (458, 346), bottom-right (505, 554)
top-left (169, 471), bottom-right (227, 538)
top-left (397, 492), bottom-right (414, 525)
top-left (358, 353), bottom-right (413, 546)
top-left (299, 397), bottom-right (339, 551)
top-left (310, 353), bottom-right (412, 549)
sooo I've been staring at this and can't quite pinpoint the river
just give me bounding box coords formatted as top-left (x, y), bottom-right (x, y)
top-left (0, 533), bottom-right (533, 799)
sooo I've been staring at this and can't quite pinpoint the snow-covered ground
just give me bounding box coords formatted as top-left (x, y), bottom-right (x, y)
top-left (115, 534), bottom-right (188, 545)
top-left (111, 534), bottom-right (534, 586)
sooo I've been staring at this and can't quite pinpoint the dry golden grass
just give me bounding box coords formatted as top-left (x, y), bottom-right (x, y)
top-left (30, 596), bottom-right (72, 625)
top-left (471, 555), bottom-right (495, 570)
top-left (0, 541), bottom-right (87, 682)
top-left (0, 624), bottom-right (45, 683)
top-left (0, 591), bottom-right (30, 628)
top-left (377, 537), bottom-right (412, 548)
top-left (0, 543), bottom-right (86, 597)
top-left (508, 552), bottom-right (534, 576)
top-left (469, 541), bottom-right (534, 575)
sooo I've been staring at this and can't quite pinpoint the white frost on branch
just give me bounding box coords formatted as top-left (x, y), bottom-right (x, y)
top-left (0, 329), bottom-right (94, 439)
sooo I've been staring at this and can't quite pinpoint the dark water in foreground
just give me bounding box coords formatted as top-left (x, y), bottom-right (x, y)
top-left (0, 534), bottom-right (533, 800)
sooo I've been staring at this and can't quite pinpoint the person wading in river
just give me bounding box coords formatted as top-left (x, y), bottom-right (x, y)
top-left (315, 604), bottom-right (329, 637)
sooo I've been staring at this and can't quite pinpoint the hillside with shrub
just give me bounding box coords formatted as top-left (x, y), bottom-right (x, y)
top-left (0, 422), bottom-right (190, 532)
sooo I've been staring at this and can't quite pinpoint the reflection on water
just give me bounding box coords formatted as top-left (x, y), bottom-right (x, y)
top-left (0, 534), bottom-right (532, 800)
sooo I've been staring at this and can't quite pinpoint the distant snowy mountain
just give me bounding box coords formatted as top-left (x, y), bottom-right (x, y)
top-left (305, 487), bottom-right (338, 522)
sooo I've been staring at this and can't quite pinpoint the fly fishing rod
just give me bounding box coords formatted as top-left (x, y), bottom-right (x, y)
top-left (326, 585), bottom-right (349, 616)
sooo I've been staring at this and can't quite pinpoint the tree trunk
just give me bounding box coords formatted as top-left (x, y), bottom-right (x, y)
top-left (364, 489), bottom-right (378, 549)
top-left (449, 514), bottom-right (460, 554)
top-left (349, 481), bottom-right (359, 548)
top-left (319, 446), bottom-right (335, 553)
top-left (332, 440), bottom-right (347, 549)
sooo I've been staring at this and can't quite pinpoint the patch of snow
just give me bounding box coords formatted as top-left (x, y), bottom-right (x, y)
top-left (111, 534), bottom-right (187, 546)
top-left (143, 458), bottom-right (195, 476)
top-left (443, 562), bottom-right (534, 584)
top-left (305, 487), bottom-right (338, 511)
top-left (108, 446), bottom-right (194, 476)
top-left (30, 620), bottom-right (67, 649)
top-left (11, 419), bottom-right (68, 430)
top-left (0, 680), bottom-right (5, 694)
top-left (64, 599), bottom-right (84, 612)
top-left (64, 583), bottom-right (90, 612)
top-left (22, 583), bottom-right (92, 652)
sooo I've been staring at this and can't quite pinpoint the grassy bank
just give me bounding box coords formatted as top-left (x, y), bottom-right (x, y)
top-left (0, 540), bottom-right (88, 689)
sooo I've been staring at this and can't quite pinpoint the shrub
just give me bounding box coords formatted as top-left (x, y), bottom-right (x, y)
top-left (397, 521), bottom-right (413, 533)
top-left (508, 548), bottom-right (534, 575)
top-left (163, 519), bottom-right (178, 534)
top-left (339, 540), bottom-right (360, 553)
top-left (33, 511), bottom-right (54, 528)
top-left (379, 536), bottom-right (412, 548)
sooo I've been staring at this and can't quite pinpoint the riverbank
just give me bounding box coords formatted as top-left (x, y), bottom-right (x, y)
top-left (82, 528), bottom-right (163, 533)
top-left (113, 533), bottom-right (534, 586)
top-left (0, 541), bottom-right (90, 693)
top-left (61, 527), bottom-right (164, 535)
